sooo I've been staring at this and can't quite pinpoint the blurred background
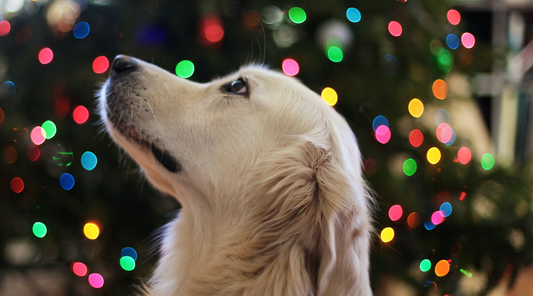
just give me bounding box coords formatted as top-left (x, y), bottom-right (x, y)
top-left (1, 0), bottom-right (533, 295)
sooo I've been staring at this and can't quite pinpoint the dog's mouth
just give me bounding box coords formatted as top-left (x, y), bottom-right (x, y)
top-left (111, 119), bottom-right (182, 173)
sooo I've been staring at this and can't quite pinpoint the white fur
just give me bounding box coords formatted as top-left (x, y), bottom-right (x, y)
top-left (99, 57), bottom-right (374, 296)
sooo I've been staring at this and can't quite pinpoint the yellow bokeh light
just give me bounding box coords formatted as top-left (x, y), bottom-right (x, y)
top-left (83, 222), bottom-right (100, 240)
top-left (408, 98), bottom-right (424, 118)
top-left (321, 87), bottom-right (338, 106)
top-left (435, 260), bottom-right (450, 277)
top-left (380, 227), bottom-right (395, 243)
top-left (427, 147), bottom-right (441, 164)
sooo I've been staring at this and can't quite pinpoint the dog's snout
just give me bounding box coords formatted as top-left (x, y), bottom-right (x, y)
top-left (111, 55), bottom-right (137, 75)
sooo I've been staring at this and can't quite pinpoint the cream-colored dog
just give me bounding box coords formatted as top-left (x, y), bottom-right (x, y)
top-left (99, 55), bottom-right (373, 296)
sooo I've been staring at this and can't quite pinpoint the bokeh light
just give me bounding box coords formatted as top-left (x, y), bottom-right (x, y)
top-left (32, 222), bottom-right (47, 238)
top-left (42, 120), bottom-right (57, 139)
top-left (4, 146), bottom-right (17, 164)
top-left (380, 227), bottom-right (395, 243)
top-left (420, 259), bottom-right (432, 272)
top-left (424, 221), bottom-right (436, 230)
top-left (84, 222), bottom-right (100, 240)
top-left (73, 105), bottom-right (89, 124)
top-left (321, 87), bottom-right (338, 106)
top-left (282, 58), bottom-right (299, 76)
top-left (27, 145), bottom-right (40, 161)
top-left (346, 8), bottom-right (361, 23)
top-left (93, 56), bottom-right (109, 74)
top-left (242, 10), bottom-right (261, 28)
top-left (120, 256), bottom-right (136, 271)
top-left (457, 147), bottom-right (472, 164)
top-left (38, 47), bottom-right (53, 64)
top-left (121, 247), bottom-right (138, 261)
top-left (408, 98), bottom-right (424, 118)
top-left (31, 126), bottom-right (47, 145)
top-left (461, 32), bottom-right (475, 49)
top-left (407, 212), bottom-right (420, 228)
top-left (72, 262), bottom-right (88, 276)
top-left (2, 81), bottom-right (15, 96)
top-left (199, 15), bottom-right (224, 46)
top-left (81, 151), bottom-right (98, 171)
top-left (60, 173), bottom-right (75, 190)
top-left (432, 79), bottom-right (448, 100)
top-left (327, 46), bottom-right (343, 62)
top-left (435, 109), bottom-right (451, 125)
top-left (403, 158), bottom-right (417, 176)
top-left (388, 205), bottom-right (403, 221)
top-left (446, 34), bottom-right (460, 50)
top-left (447, 9), bottom-right (461, 25)
top-left (437, 123), bottom-right (453, 143)
top-left (0, 20), bottom-right (11, 36)
top-left (388, 21), bottom-right (402, 37)
top-left (409, 129), bottom-right (424, 147)
top-left (427, 147), bottom-right (441, 164)
top-left (431, 211), bottom-right (444, 225)
top-left (288, 7), bottom-right (306, 24)
top-left (436, 48), bottom-right (454, 73)
top-left (175, 60), bottom-right (195, 78)
top-left (0, 107), bottom-right (4, 123)
top-left (73, 21), bottom-right (90, 39)
top-left (375, 125), bottom-right (391, 144)
top-left (481, 153), bottom-right (495, 170)
top-left (88, 273), bottom-right (104, 288)
top-left (11, 177), bottom-right (24, 193)
top-left (372, 115), bottom-right (389, 131)
top-left (440, 202), bottom-right (453, 217)
top-left (435, 260), bottom-right (450, 277)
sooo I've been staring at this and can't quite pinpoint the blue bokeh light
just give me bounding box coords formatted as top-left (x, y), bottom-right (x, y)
top-left (121, 247), bottom-right (138, 261)
top-left (440, 202), bottom-right (453, 217)
top-left (81, 151), bottom-right (98, 171)
top-left (446, 34), bottom-right (460, 50)
top-left (346, 8), bottom-right (361, 23)
top-left (60, 173), bottom-right (75, 190)
top-left (73, 22), bottom-right (90, 39)
top-left (372, 115), bottom-right (389, 132)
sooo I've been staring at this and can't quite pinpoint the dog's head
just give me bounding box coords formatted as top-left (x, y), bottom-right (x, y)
top-left (99, 55), bottom-right (372, 295)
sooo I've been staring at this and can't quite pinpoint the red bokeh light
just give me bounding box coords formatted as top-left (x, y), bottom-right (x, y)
top-left (73, 105), bottom-right (89, 124)
top-left (409, 129), bottom-right (423, 147)
top-left (27, 145), bottom-right (40, 161)
top-left (38, 47), bottom-right (54, 64)
top-left (93, 56), bottom-right (109, 74)
top-left (388, 21), bottom-right (402, 37)
top-left (447, 9), bottom-right (461, 25)
top-left (71, 262), bottom-right (88, 277)
top-left (388, 205), bottom-right (403, 221)
top-left (457, 147), bottom-right (472, 165)
top-left (0, 21), bottom-right (11, 36)
top-left (11, 177), bottom-right (24, 193)
top-left (199, 15), bottom-right (224, 47)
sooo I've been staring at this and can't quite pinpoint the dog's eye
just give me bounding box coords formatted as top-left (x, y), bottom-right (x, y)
top-left (226, 78), bottom-right (248, 95)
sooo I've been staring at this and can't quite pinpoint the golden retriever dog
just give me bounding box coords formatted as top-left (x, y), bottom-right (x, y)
top-left (99, 55), bottom-right (373, 296)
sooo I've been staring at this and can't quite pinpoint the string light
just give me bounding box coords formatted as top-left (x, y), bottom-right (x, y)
top-left (457, 147), bottom-right (471, 164)
top-left (71, 262), bottom-right (88, 276)
top-left (42, 120), bottom-right (57, 139)
top-left (60, 173), bottom-right (75, 190)
top-left (38, 47), bottom-right (53, 64)
top-left (420, 259), bottom-right (432, 272)
top-left (440, 202), bottom-right (453, 217)
top-left (32, 222), bottom-right (47, 238)
top-left (408, 98), bottom-right (424, 118)
top-left (120, 256), bottom-right (136, 271)
top-left (461, 33), bottom-right (475, 49)
top-left (121, 247), bottom-right (138, 261)
top-left (11, 177), bottom-right (24, 193)
top-left (432, 79), bottom-right (448, 100)
top-left (447, 9), bottom-right (461, 25)
top-left (375, 125), bottom-right (391, 144)
top-left (346, 8), bottom-right (361, 23)
top-left (73, 105), bottom-right (89, 124)
top-left (409, 129), bottom-right (423, 147)
top-left (0, 20), bottom-right (11, 36)
top-left (288, 7), bottom-right (306, 24)
top-left (81, 151), bottom-right (98, 171)
top-left (427, 147), bottom-right (441, 164)
top-left (481, 153), bottom-right (495, 170)
top-left (403, 158), bottom-right (417, 176)
top-left (88, 273), bottom-right (104, 288)
top-left (73, 22), bottom-right (90, 39)
top-left (372, 115), bottom-right (389, 131)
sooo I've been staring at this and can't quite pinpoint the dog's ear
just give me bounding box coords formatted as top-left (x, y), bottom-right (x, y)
top-left (248, 135), bottom-right (372, 295)
top-left (300, 137), bottom-right (373, 296)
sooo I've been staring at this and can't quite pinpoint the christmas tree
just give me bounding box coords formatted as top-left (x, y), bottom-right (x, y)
top-left (1, 0), bottom-right (531, 295)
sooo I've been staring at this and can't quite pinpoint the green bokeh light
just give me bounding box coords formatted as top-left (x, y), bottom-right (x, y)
top-left (42, 120), bottom-right (57, 139)
top-left (481, 153), bottom-right (495, 170)
top-left (327, 46), bottom-right (343, 62)
top-left (420, 259), bottom-right (431, 272)
top-left (288, 7), bottom-right (306, 24)
top-left (33, 222), bottom-right (47, 238)
top-left (437, 48), bottom-right (453, 73)
top-left (403, 158), bottom-right (417, 176)
top-left (120, 256), bottom-right (135, 271)
top-left (175, 60), bottom-right (195, 79)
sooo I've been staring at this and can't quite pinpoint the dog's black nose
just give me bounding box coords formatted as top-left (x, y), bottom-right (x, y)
top-left (111, 55), bottom-right (137, 74)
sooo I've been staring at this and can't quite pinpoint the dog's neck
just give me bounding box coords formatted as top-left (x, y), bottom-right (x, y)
top-left (147, 196), bottom-right (320, 296)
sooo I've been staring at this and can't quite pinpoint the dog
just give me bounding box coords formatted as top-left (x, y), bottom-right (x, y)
top-left (99, 55), bottom-right (373, 296)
